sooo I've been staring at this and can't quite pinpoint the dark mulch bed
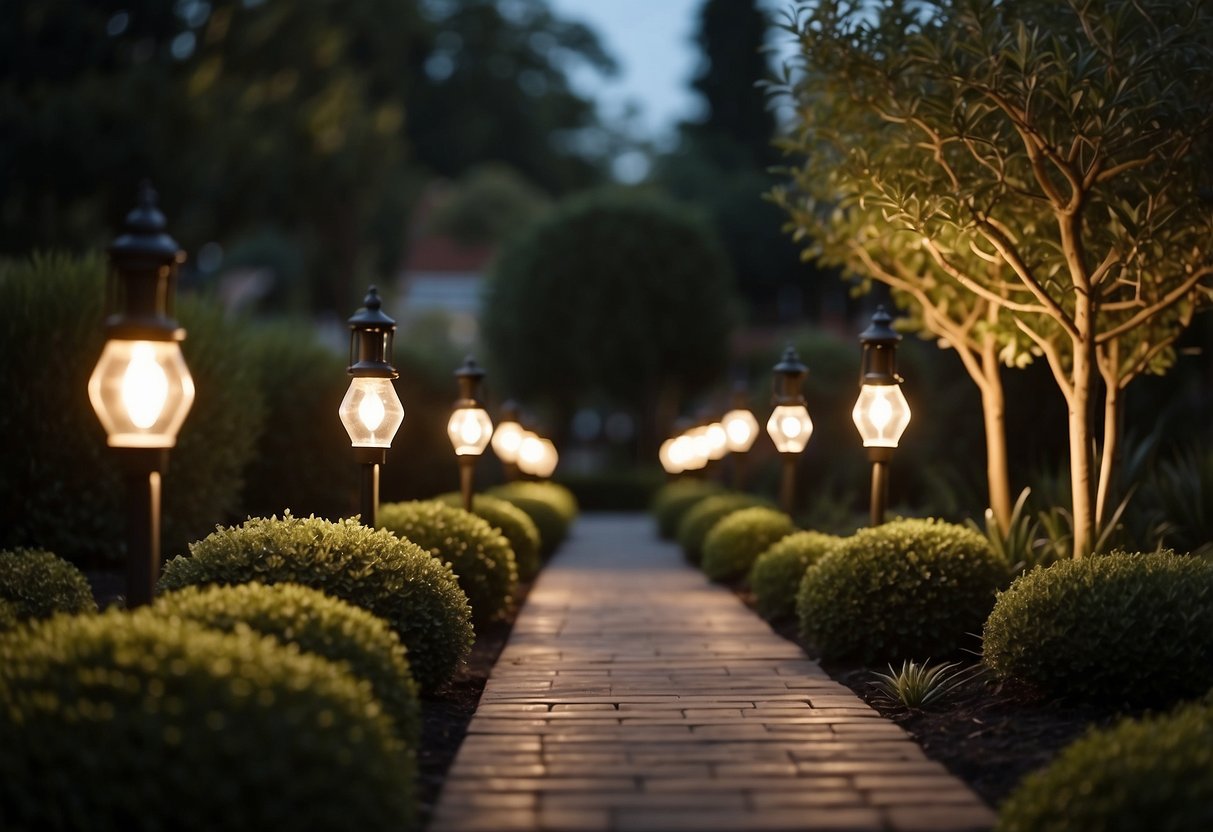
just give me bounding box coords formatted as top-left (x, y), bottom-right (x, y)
top-left (415, 579), bottom-right (531, 828)
top-left (741, 590), bottom-right (1123, 809)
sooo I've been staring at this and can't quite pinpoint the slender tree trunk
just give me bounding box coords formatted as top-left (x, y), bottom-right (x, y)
top-left (1095, 339), bottom-right (1122, 531)
top-left (979, 353), bottom-right (1012, 533)
top-left (1069, 302), bottom-right (1096, 559)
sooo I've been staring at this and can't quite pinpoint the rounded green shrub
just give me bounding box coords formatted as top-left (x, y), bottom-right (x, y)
top-left (154, 583), bottom-right (420, 746)
top-left (0, 547), bottom-right (97, 621)
top-left (0, 253), bottom-right (265, 567)
top-left (798, 518), bottom-right (1007, 663)
top-left (677, 493), bottom-right (770, 564)
top-left (157, 513), bottom-right (473, 692)
top-left (492, 481), bottom-right (579, 523)
top-left (485, 483), bottom-right (573, 557)
top-left (983, 552), bottom-right (1213, 705)
top-left (651, 479), bottom-right (726, 539)
top-left (0, 599), bottom-right (17, 632)
top-left (701, 507), bottom-right (796, 582)
top-left (750, 531), bottom-right (843, 621)
top-left (436, 493), bottom-right (542, 581)
top-left (378, 501), bottom-right (518, 626)
top-left (997, 703), bottom-right (1213, 832)
top-left (0, 609), bottom-right (414, 831)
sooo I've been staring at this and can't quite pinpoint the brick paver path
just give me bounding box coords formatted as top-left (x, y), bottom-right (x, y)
top-left (431, 514), bottom-right (995, 832)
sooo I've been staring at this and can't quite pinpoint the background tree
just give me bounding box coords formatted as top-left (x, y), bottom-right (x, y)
top-left (777, 0), bottom-right (1213, 556)
top-left (481, 189), bottom-right (738, 454)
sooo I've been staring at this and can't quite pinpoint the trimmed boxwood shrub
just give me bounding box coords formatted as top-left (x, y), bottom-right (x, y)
top-left (485, 483), bottom-right (572, 557)
top-left (677, 493), bottom-right (770, 564)
top-left (154, 583), bottom-right (420, 746)
top-left (997, 703), bottom-right (1213, 832)
top-left (0, 547), bottom-right (97, 621)
top-left (651, 479), bottom-right (726, 539)
top-left (750, 531), bottom-right (843, 621)
top-left (435, 493), bottom-right (541, 581)
top-left (496, 481), bottom-right (580, 522)
top-left (983, 552), bottom-right (1213, 705)
top-left (701, 507), bottom-right (796, 583)
top-left (0, 609), bottom-right (414, 831)
top-left (0, 253), bottom-right (265, 568)
top-left (798, 518), bottom-right (1007, 663)
top-left (379, 501), bottom-right (518, 626)
top-left (158, 514), bottom-right (472, 692)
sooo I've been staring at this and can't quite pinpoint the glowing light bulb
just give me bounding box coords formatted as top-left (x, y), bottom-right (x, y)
top-left (121, 342), bottom-right (169, 429)
top-left (460, 418), bottom-right (483, 445)
top-left (781, 416), bottom-right (803, 439)
top-left (359, 391), bottom-right (386, 431)
top-left (727, 420), bottom-right (752, 446)
top-left (869, 391), bottom-right (894, 432)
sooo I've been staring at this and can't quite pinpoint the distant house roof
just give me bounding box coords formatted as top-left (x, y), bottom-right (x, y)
top-left (400, 235), bottom-right (495, 276)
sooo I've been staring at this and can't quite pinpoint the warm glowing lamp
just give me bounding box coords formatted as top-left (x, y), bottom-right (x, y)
top-left (491, 400), bottom-right (525, 480)
top-left (705, 422), bottom-right (728, 461)
top-left (340, 287), bottom-right (405, 527)
top-left (766, 345), bottom-right (813, 513)
top-left (87, 183), bottom-right (195, 608)
top-left (532, 438), bottom-right (559, 479)
top-left (658, 437), bottom-right (683, 476)
top-left (449, 357), bottom-right (493, 510)
top-left (853, 306), bottom-right (910, 525)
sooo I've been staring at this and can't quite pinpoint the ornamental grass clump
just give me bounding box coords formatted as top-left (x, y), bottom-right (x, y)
top-left (0, 609), bottom-right (415, 831)
top-left (651, 479), bottom-right (726, 539)
top-left (749, 531), bottom-right (843, 621)
top-left (435, 493), bottom-right (541, 581)
top-left (983, 552), bottom-right (1213, 705)
top-left (157, 513), bottom-right (472, 693)
top-left (797, 518), bottom-right (1007, 663)
top-left (701, 507), bottom-right (796, 582)
top-left (154, 583), bottom-right (420, 746)
top-left (870, 659), bottom-right (975, 710)
top-left (379, 501), bottom-right (517, 626)
top-left (677, 493), bottom-right (770, 564)
top-left (997, 703), bottom-right (1213, 832)
top-left (0, 547), bottom-right (97, 621)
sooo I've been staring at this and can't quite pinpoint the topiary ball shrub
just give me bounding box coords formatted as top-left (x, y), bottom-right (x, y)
top-left (435, 493), bottom-right (541, 581)
top-left (997, 703), bottom-right (1213, 832)
top-left (677, 493), bottom-right (770, 564)
top-left (0, 609), bottom-right (414, 831)
top-left (983, 552), bottom-right (1213, 705)
top-left (749, 531), bottom-right (843, 621)
top-left (797, 518), bottom-right (1007, 663)
top-left (378, 501), bottom-right (518, 626)
top-left (492, 481), bottom-right (579, 523)
top-left (701, 507), bottom-right (796, 583)
top-left (157, 513), bottom-right (473, 693)
top-left (153, 582), bottom-right (420, 746)
top-left (0, 547), bottom-right (97, 621)
top-left (651, 479), bottom-right (726, 539)
top-left (485, 483), bottom-right (572, 557)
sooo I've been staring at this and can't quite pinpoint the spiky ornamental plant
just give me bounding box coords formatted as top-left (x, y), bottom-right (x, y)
top-left (775, 0), bottom-right (1213, 556)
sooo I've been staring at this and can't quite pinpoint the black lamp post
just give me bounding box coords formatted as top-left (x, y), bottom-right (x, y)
top-left (339, 287), bottom-right (405, 529)
top-left (490, 399), bottom-right (524, 482)
top-left (765, 345), bottom-right (814, 515)
top-left (721, 380), bottom-right (759, 489)
top-left (447, 357), bottom-right (493, 511)
top-left (87, 182), bottom-right (195, 608)
top-left (852, 306), bottom-right (911, 526)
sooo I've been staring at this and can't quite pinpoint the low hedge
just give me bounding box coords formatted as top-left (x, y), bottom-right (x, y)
top-left (157, 514), bottom-right (473, 692)
top-left (677, 493), bottom-right (769, 564)
top-left (797, 518), bottom-right (1007, 663)
top-left (379, 501), bottom-right (518, 626)
top-left (154, 582), bottom-right (420, 746)
top-left (0, 609), bottom-right (414, 831)
top-left (651, 479), bottom-right (726, 539)
top-left (0, 599), bottom-right (16, 631)
top-left (749, 531), bottom-right (843, 621)
top-left (485, 483), bottom-right (573, 557)
top-left (495, 481), bottom-right (580, 522)
top-left (997, 703), bottom-right (1213, 832)
top-left (0, 547), bottom-right (97, 621)
top-left (435, 493), bottom-right (541, 581)
top-left (983, 552), bottom-right (1213, 705)
top-left (701, 507), bottom-right (795, 582)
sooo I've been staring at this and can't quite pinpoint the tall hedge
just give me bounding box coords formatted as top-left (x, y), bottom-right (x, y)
top-left (0, 253), bottom-right (264, 567)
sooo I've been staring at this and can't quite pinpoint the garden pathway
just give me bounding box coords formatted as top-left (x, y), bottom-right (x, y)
top-left (430, 514), bottom-right (994, 832)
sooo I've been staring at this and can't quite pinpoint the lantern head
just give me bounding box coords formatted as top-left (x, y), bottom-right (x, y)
top-left (448, 356), bottom-right (493, 456)
top-left (340, 287), bottom-right (404, 453)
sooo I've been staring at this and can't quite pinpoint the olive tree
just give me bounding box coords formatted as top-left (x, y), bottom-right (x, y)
top-left (776, 0), bottom-right (1213, 555)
